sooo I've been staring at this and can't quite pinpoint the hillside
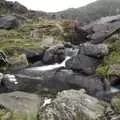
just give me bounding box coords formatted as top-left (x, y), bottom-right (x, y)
top-left (0, 0), bottom-right (120, 120)
top-left (55, 0), bottom-right (120, 24)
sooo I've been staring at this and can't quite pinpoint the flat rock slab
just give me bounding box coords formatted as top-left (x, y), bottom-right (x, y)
top-left (0, 91), bottom-right (40, 118)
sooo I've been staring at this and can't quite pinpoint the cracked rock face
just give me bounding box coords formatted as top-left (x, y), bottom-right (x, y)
top-left (39, 89), bottom-right (106, 120)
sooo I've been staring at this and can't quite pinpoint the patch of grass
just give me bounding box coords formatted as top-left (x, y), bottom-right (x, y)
top-left (112, 96), bottom-right (120, 113)
top-left (96, 34), bottom-right (120, 76)
top-left (96, 65), bottom-right (109, 76)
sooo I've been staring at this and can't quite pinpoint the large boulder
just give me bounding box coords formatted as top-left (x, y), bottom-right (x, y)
top-left (39, 89), bottom-right (106, 120)
top-left (1, 69), bottom-right (109, 99)
top-left (0, 91), bottom-right (40, 119)
top-left (43, 44), bottom-right (65, 64)
top-left (79, 42), bottom-right (109, 58)
top-left (66, 54), bottom-right (101, 75)
top-left (8, 54), bottom-right (29, 72)
top-left (0, 15), bottom-right (20, 30)
top-left (24, 49), bottom-right (44, 64)
top-left (71, 27), bottom-right (89, 45)
top-left (82, 15), bottom-right (120, 44)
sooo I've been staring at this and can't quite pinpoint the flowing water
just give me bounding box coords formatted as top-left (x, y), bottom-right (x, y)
top-left (26, 56), bottom-right (71, 71)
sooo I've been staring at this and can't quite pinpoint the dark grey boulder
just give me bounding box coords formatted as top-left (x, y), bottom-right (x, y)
top-left (24, 49), bottom-right (44, 64)
top-left (0, 15), bottom-right (20, 30)
top-left (82, 15), bottom-right (120, 44)
top-left (66, 54), bottom-right (101, 75)
top-left (79, 42), bottom-right (109, 58)
top-left (1, 69), bottom-right (109, 99)
top-left (71, 26), bottom-right (89, 45)
top-left (43, 44), bottom-right (65, 64)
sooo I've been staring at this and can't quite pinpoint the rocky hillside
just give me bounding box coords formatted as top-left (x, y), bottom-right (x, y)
top-left (0, 0), bottom-right (120, 120)
top-left (0, 0), bottom-right (48, 19)
top-left (55, 0), bottom-right (120, 24)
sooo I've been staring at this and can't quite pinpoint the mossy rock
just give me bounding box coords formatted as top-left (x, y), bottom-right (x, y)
top-left (96, 65), bottom-right (109, 76)
top-left (96, 51), bottom-right (120, 76)
top-left (0, 110), bottom-right (37, 120)
top-left (112, 95), bottom-right (120, 113)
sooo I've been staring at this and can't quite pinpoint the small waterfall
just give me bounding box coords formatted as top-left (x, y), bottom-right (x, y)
top-left (26, 56), bottom-right (71, 71)
top-left (110, 85), bottom-right (120, 93)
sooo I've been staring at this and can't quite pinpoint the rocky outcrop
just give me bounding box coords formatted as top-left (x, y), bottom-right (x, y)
top-left (39, 89), bottom-right (106, 120)
top-left (0, 15), bottom-right (20, 29)
top-left (0, 0), bottom-right (28, 15)
top-left (81, 15), bottom-right (120, 44)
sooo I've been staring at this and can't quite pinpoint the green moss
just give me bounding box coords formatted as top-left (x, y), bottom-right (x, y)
top-left (96, 65), bottom-right (109, 76)
top-left (12, 112), bottom-right (37, 120)
top-left (96, 51), bottom-right (120, 76)
top-left (0, 109), bottom-right (8, 118)
top-left (104, 52), bottom-right (120, 65)
top-left (112, 96), bottom-right (120, 113)
top-left (0, 110), bottom-right (38, 120)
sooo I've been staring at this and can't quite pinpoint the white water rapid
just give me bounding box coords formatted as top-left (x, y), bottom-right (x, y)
top-left (26, 56), bottom-right (71, 71)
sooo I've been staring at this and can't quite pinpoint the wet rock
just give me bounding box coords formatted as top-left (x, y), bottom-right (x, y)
top-left (2, 69), bottom-right (107, 99)
top-left (39, 89), bottom-right (106, 120)
top-left (79, 42), bottom-right (109, 58)
top-left (29, 61), bottom-right (43, 67)
top-left (64, 42), bottom-right (73, 48)
top-left (43, 44), bottom-right (65, 64)
top-left (66, 54), bottom-right (101, 75)
top-left (24, 49), bottom-right (44, 64)
top-left (0, 91), bottom-right (40, 119)
top-left (65, 48), bottom-right (79, 57)
top-left (0, 15), bottom-right (20, 30)
top-left (54, 70), bottom-right (106, 98)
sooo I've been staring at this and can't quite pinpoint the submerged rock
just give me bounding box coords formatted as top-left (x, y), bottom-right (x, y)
top-left (39, 89), bottom-right (106, 120)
